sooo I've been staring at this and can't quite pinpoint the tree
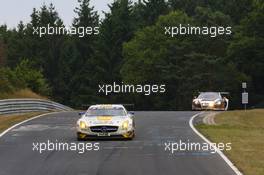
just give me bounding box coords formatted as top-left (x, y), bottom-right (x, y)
top-left (227, 1), bottom-right (264, 106)
top-left (121, 11), bottom-right (246, 109)
top-left (168, 0), bottom-right (205, 16)
top-left (168, 0), bottom-right (253, 24)
top-left (5, 22), bottom-right (28, 67)
top-left (68, 0), bottom-right (100, 107)
top-left (15, 59), bottom-right (51, 95)
top-left (72, 0), bottom-right (99, 63)
top-left (207, 0), bottom-right (253, 24)
top-left (80, 0), bottom-right (138, 104)
top-left (0, 28), bottom-right (7, 66)
top-left (0, 67), bottom-right (17, 93)
top-left (1, 0), bottom-right (262, 110)
top-left (0, 59), bottom-right (50, 96)
top-left (53, 38), bottom-right (79, 104)
top-left (96, 0), bottom-right (134, 81)
top-left (135, 0), bottom-right (169, 26)
top-left (23, 4), bottom-right (66, 101)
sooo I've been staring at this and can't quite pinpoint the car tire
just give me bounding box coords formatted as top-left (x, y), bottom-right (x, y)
top-left (128, 131), bottom-right (135, 140)
top-left (77, 137), bottom-right (83, 141)
top-left (77, 133), bottom-right (86, 141)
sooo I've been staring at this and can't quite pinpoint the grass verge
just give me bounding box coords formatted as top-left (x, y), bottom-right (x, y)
top-left (0, 112), bottom-right (45, 133)
top-left (196, 109), bottom-right (264, 175)
top-left (0, 89), bottom-right (47, 100)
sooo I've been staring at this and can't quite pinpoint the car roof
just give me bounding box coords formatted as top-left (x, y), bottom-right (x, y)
top-left (199, 92), bottom-right (220, 94)
top-left (89, 104), bottom-right (125, 109)
top-left (198, 92), bottom-right (221, 97)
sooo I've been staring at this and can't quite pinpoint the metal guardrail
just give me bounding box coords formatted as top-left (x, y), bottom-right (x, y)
top-left (0, 99), bottom-right (73, 115)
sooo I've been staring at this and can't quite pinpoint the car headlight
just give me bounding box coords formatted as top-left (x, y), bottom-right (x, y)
top-left (209, 102), bottom-right (215, 107)
top-left (193, 100), bottom-right (199, 105)
top-left (216, 100), bottom-right (222, 105)
top-left (79, 121), bottom-right (87, 129)
top-left (122, 121), bottom-right (129, 130)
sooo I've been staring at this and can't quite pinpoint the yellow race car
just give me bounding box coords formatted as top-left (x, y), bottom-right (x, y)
top-left (76, 104), bottom-right (135, 140)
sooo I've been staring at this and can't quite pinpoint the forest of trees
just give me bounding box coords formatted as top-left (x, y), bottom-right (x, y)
top-left (0, 0), bottom-right (263, 110)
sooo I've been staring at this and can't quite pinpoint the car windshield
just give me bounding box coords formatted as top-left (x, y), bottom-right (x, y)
top-left (198, 93), bottom-right (220, 100)
top-left (86, 108), bottom-right (126, 116)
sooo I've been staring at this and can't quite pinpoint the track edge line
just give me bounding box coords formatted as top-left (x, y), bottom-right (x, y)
top-left (189, 112), bottom-right (243, 175)
top-left (0, 111), bottom-right (65, 138)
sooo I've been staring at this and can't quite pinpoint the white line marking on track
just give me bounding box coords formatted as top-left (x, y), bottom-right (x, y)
top-left (189, 112), bottom-right (243, 175)
top-left (0, 112), bottom-right (63, 138)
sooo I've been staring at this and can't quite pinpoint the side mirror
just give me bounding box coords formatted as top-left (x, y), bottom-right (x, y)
top-left (78, 112), bottom-right (85, 116)
top-left (129, 111), bottom-right (135, 115)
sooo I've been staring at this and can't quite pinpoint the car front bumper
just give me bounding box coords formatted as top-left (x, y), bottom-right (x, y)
top-left (77, 125), bottom-right (134, 139)
top-left (192, 104), bottom-right (225, 111)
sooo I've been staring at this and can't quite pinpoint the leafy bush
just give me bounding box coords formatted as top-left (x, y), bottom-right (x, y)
top-left (14, 59), bottom-right (51, 96)
top-left (0, 67), bottom-right (19, 93)
top-left (0, 59), bottom-right (50, 97)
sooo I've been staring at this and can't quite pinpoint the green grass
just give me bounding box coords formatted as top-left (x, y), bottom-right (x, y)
top-left (0, 112), bottom-right (44, 133)
top-left (0, 89), bottom-right (47, 100)
top-left (196, 109), bottom-right (264, 175)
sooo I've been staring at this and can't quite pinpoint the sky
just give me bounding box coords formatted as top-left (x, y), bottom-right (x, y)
top-left (0, 0), bottom-right (114, 28)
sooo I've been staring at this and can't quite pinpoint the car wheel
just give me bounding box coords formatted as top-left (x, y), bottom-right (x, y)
top-left (77, 137), bottom-right (84, 141)
top-left (128, 131), bottom-right (135, 140)
top-left (77, 133), bottom-right (86, 141)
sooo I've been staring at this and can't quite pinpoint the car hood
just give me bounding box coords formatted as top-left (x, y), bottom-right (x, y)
top-left (80, 115), bottom-right (128, 125)
top-left (195, 98), bottom-right (221, 103)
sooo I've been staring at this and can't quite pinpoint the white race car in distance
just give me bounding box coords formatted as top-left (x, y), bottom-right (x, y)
top-left (77, 104), bottom-right (135, 140)
top-left (192, 92), bottom-right (229, 111)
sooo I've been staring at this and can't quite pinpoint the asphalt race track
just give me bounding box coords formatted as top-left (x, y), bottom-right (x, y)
top-left (0, 112), bottom-right (236, 175)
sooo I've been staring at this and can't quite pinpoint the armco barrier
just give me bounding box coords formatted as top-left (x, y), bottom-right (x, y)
top-left (0, 99), bottom-right (73, 115)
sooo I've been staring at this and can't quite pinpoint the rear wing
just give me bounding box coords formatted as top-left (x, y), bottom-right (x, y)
top-left (220, 92), bottom-right (230, 96)
top-left (198, 92), bottom-right (230, 95)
